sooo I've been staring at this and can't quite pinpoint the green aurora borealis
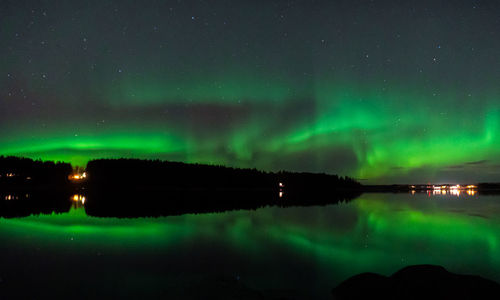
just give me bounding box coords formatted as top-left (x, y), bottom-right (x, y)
top-left (2, 0), bottom-right (500, 183)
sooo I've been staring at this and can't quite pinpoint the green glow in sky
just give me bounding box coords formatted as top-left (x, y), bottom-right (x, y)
top-left (2, 1), bottom-right (500, 183)
top-left (2, 82), bottom-right (498, 183)
top-left (1, 86), bottom-right (499, 182)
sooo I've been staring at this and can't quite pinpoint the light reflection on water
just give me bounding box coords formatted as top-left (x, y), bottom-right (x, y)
top-left (71, 194), bottom-right (86, 206)
top-left (410, 188), bottom-right (478, 197)
top-left (0, 192), bottom-right (499, 299)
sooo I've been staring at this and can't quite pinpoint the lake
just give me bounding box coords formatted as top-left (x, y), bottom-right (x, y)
top-left (0, 191), bottom-right (499, 299)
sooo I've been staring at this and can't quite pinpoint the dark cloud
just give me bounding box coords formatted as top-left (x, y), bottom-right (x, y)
top-left (391, 166), bottom-right (405, 170)
top-left (446, 165), bottom-right (464, 169)
top-left (465, 160), bottom-right (489, 165)
top-left (254, 144), bottom-right (359, 175)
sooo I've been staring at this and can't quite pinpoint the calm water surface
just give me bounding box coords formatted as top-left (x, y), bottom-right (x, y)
top-left (1, 192), bottom-right (499, 299)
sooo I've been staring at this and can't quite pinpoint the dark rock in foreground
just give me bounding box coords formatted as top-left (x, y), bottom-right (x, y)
top-left (332, 265), bottom-right (500, 300)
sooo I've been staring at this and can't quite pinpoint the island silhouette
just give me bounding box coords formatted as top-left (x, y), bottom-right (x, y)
top-left (1, 156), bottom-right (498, 218)
top-left (2, 155), bottom-right (500, 298)
top-left (83, 158), bottom-right (362, 217)
top-left (0, 156), bottom-right (362, 218)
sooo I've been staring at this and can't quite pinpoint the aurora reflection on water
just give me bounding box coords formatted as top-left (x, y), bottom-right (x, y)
top-left (0, 192), bottom-right (499, 299)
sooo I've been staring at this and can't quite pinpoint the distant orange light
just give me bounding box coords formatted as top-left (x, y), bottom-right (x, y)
top-left (69, 173), bottom-right (87, 181)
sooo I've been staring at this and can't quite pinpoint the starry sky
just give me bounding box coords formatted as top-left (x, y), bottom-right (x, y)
top-left (1, 0), bottom-right (500, 184)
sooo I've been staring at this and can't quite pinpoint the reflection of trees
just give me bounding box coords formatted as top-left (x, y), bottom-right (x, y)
top-left (0, 156), bottom-right (74, 218)
top-left (0, 191), bottom-right (72, 218)
top-left (84, 158), bottom-right (361, 218)
top-left (84, 189), bottom-right (362, 218)
top-left (0, 157), bottom-right (363, 218)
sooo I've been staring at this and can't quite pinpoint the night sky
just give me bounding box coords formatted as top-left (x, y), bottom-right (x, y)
top-left (1, 0), bottom-right (500, 184)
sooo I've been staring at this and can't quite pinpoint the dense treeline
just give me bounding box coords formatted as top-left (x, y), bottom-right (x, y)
top-left (85, 158), bottom-right (361, 190)
top-left (86, 159), bottom-right (274, 189)
top-left (0, 156), bottom-right (73, 217)
top-left (0, 156), bottom-right (362, 218)
top-left (83, 158), bottom-right (361, 217)
top-left (0, 156), bottom-right (72, 188)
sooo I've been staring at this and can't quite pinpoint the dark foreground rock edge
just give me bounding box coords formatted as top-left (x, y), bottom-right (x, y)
top-left (332, 264), bottom-right (500, 300)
